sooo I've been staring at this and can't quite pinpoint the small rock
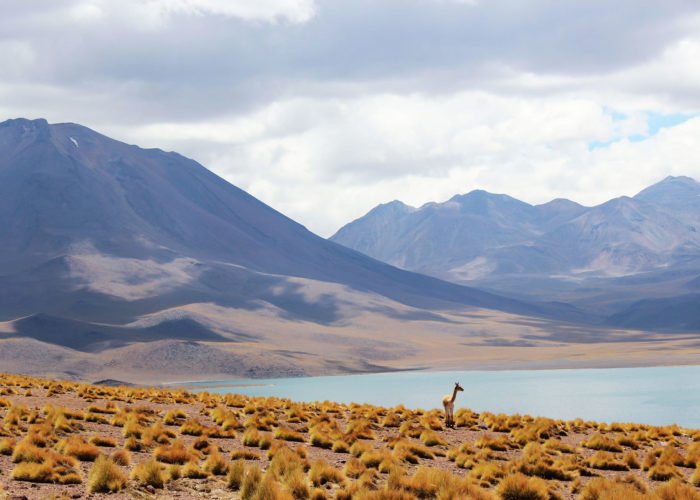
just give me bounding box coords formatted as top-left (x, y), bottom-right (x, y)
top-left (146, 485), bottom-right (156, 494)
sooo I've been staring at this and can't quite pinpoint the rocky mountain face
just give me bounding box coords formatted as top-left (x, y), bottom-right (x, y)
top-left (331, 176), bottom-right (700, 330)
top-left (0, 118), bottom-right (587, 381)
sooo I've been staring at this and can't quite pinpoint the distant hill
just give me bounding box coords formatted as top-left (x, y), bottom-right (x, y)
top-left (331, 176), bottom-right (700, 330)
top-left (0, 118), bottom-right (596, 382)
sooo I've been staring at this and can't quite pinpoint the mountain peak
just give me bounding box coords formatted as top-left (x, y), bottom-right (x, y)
top-left (634, 175), bottom-right (700, 206)
top-left (0, 117), bottom-right (49, 128)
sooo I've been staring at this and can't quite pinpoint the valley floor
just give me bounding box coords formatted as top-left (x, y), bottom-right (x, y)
top-left (1, 374), bottom-right (700, 499)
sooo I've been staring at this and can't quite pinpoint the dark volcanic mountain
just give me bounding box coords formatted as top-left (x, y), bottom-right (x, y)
top-left (0, 118), bottom-right (600, 382)
top-left (0, 118), bottom-right (551, 316)
top-left (331, 176), bottom-right (700, 330)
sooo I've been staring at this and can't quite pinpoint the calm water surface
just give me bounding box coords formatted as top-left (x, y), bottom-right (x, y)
top-left (184, 365), bottom-right (700, 428)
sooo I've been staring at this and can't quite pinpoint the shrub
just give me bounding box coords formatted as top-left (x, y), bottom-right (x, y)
top-left (580, 477), bottom-right (647, 500)
top-left (0, 438), bottom-right (16, 456)
top-left (241, 464), bottom-right (263, 500)
top-left (476, 434), bottom-right (512, 451)
top-left (111, 448), bottom-right (131, 466)
top-left (154, 440), bottom-right (192, 464)
top-left (282, 465), bottom-right (310, 499)
top-left (692, 466), bottom-right (700, 487)
top-left (275, 425), bottom-right (305, 442)
top-left (496, 472), bottom-right (549, 500)
top-left (344, 457), bottom-right (366, 479)
top-left (332, 440), bottom-right (350, 453)
top-left (653, 479), bottom-right (700, 500)
top-left (11, 462), bottom-right (55, 483)
top-left (203, 448), bottom-right (229, 475)
top-left (88, 454), bottom-right (127, 493)
top-left (180, 418), bottom-right (206, 436)
top-left (587, 451), bottom-right (629, 471)
top-left (419, 430), bottom-right (446, 447)
top-left (648, 462), bottom-right (682, 481)
top-left (12, 441), bottom-right (49, 463)
top-left (581, 433), bottom-right (622, 452)
top-left (131, 458), bottom-right (165, 488)
top-left (231, 449), bottom-right (262, 460)
top-left (89, 435), bottom-right (117, 447)
top-left (182, 461), bottom-right (209, 479)
top-left (309, 459), bottom-right (345, 486)
top-left (243, 427), bottom-right (262, 447)
top-left (309, 430), bottom-right (333, 449)
top-left (228, 459), bottom-right (246, 490)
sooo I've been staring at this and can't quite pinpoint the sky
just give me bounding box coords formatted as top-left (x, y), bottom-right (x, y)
top-left (2, 0), bottom-right (700, 236)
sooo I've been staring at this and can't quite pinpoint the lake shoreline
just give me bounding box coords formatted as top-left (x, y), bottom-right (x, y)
top-left (165, 365), bottom-right (700, 428)
top-left (161, 359), bottom-right (700, 390)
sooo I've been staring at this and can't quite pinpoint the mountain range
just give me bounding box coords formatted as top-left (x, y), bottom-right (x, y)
top-left (331, 176), bottom-right (700, 330)
top-left (1, 118), bottom-right (697, 383)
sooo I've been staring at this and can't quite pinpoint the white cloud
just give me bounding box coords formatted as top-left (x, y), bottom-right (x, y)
top-left (112, 91), bottom-right (700, 236)
top-left (1, 1), bottom-right (700, 237)
top-left (124, 0), bottom-right (317, 24)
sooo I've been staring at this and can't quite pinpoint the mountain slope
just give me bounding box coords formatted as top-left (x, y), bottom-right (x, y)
top-left (331, 176), bottom-right (700, 330)
top-left (1, 118), bottom-right (559, 317)
top-left (0, 117), bottom-right (613, 382)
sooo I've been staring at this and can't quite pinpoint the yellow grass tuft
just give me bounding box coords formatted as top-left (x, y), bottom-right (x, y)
top-left (131, 458), bottom-right (166, 488)
top-left (309, 459), bottom-right (345, 487)
top-left (88, 454), bottom-right (127, 493)
top-left (581, 432), bottom-right (623, 452)
top-left (496, 472), bottom-right (549, 500)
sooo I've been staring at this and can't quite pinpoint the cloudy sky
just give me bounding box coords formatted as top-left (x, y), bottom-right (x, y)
top-left (2, 0), bottom-right (700, 236)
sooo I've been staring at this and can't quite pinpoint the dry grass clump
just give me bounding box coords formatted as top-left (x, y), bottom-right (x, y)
top-left (648, 462), bottom-right (683, 481)
top-left (579, 476), bottom-right (648, 500)
top-left (275, 425), bottom-right (306, 442)
top-left (131, 458), bottom-right (166, 488)
top-left (203, 447), bottom-right (229, 475)
top-left (510, 418), bottom-right (561, 445)
top-left (653, 479), bottom-right (700, 500)
top-left (587, 451), bottom-right (629, 471)
top-left (515, 443), bottom-right (575, 481)
top-left (581, 432), bottom-right (623, 452)
top-left (87, 454), bottom-right (127, 493)
top-left (89, 434), bottom-right (117, 447)
top-left (111, 448), bottom-right (131, 466)
top-left (154, 440), bottom-right (193, 464)
top-left (231, 448), bottom-right (262, 460)
top-left (243, 427), bottom-right (262, 447)
top-left (496, 472), bottom-right (550, 500)
top-left (56, 435), bottom-right (101, 461)
top-left (476, 434), bottom-right (513, 451)
top-left (241, 464), bottom-right (264, 499)
top-left (11, 452), bottom-right (82, 485)
top-left (309, 459), bottom-right (345, 486)
top-left (419, 429), bottom-right (447, 447)
top-left (228, 459), bottom-right (247, 490)
top-left (543, 438), bottom-right (575, 454)
top-left (182, 461), bottom-right (209, 479)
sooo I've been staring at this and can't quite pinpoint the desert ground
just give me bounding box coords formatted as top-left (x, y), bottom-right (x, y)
top-left (3, 289), bottom-right (700, 386)
top-left (1, 373), bottom-right (699, 499)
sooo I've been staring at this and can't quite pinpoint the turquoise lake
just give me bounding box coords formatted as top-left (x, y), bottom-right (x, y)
top-left (183, 365), bottom-right (700, 428)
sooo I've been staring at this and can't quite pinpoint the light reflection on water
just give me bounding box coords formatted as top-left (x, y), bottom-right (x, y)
top-left (181, 365), bottom-right (700, 428)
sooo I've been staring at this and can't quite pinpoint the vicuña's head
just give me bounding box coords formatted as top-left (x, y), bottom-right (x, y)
top-left (455, 382), bottom-right (464, 392)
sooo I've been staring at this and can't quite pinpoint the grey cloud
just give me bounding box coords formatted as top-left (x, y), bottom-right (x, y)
top-left (2, 1), bottom-right (699, 116)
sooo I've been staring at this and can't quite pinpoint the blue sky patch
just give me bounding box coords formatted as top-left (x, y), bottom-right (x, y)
top-left (589, 111), bottom-right (697, 151)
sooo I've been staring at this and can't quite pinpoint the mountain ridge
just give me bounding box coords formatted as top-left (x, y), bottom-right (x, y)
top-left (0, 117), bottom-right (621, 383)
top-left (331, 176), bottom-right (700, 331)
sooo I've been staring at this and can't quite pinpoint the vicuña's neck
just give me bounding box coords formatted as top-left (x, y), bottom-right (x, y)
top-left (451, 387), bottom-right (459, 403)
